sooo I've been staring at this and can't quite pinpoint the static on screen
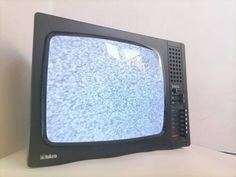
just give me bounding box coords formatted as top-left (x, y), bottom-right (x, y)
top-left (46, 35), bottom-right (164, 143)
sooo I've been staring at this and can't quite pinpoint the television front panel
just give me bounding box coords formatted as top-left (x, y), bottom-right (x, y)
top-left (28, 13), bottom-right (190, 167)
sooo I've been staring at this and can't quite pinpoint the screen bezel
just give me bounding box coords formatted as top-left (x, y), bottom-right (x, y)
top-left (28, 13), bottom-right (188, 167)
top-left (42, 32), bottom-right (166, 146)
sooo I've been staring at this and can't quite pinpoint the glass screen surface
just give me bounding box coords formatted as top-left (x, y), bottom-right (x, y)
top-left (46, 35), bottom-right (164, 143)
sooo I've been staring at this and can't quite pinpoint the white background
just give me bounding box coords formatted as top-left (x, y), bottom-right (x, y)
top-left (0, 0), bottom-right (236, 158)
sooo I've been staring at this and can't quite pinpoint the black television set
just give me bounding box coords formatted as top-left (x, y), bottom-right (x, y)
top-left (28, 13), bottom-right (190, 167)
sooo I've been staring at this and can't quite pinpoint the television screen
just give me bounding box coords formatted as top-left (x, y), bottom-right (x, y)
top-left (28, 13), bottom-right (190, 167)
top-left (46, 36), bottom-right (164, 143)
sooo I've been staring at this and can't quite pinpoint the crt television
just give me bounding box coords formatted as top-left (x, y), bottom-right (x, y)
top-left (28, 13), bottom-right (190, 167)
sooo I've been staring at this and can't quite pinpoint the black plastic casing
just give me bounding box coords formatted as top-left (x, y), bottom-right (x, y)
top-left (28, 13), bottom-right (190, 167)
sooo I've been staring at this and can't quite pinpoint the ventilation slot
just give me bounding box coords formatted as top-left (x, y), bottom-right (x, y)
top-left (168, 47), bottom-right (182, 83)
top-left (171, 109), bottom-right (188, 138)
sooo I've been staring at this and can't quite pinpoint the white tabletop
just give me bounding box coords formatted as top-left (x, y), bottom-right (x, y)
top-left (0, 145), bottom-right (235, 177)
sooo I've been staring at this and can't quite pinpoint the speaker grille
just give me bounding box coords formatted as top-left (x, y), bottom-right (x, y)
top-left (168, 47), bottom-right (182, 83)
